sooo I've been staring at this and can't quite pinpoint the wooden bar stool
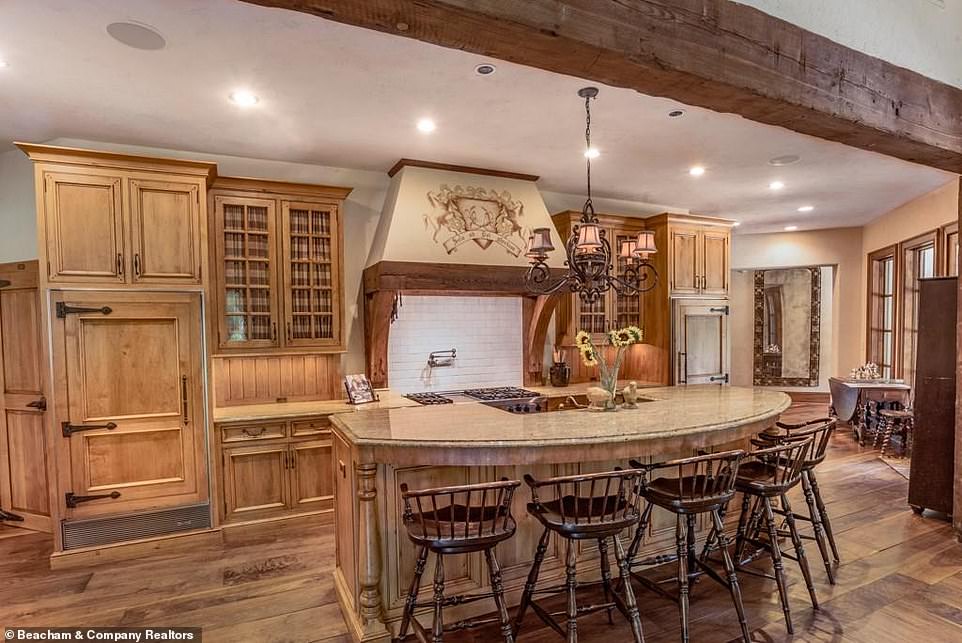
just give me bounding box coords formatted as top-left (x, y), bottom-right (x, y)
top-left (729, 438), bottom-right (819, 635)
top-left (877, 408), bottom-right (914, 457)
top-left (397, 478), bottom-right (521, 643)
top-left (750, 418), bottom-right (840, 583)
top-left (627, 450), bottom-right (751, 643)
top-left (515, 469), bottom-right (646, 643)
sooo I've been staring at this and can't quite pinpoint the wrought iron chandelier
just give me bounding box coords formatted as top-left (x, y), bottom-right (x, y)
top-left (524, 87), bottom-right (659, 304)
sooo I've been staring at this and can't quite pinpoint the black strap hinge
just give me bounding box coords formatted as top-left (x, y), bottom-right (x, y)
top-left (56, 302), bottom-right (113, 319)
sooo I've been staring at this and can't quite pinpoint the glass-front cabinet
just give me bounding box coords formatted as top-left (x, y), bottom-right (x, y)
top-left (552, 211), bottom-right (648, 345)
top-left (211, 179), bottom-right (350, 353)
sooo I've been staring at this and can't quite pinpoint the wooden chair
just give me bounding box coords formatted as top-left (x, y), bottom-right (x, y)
top-left (729, 438), bottom-right (819, 635)
top-left (750, 418), bottom-right (839, 583)
top-left (627, 450), bottom-right (751, 643)
top-left (515, 469), bottom-right (646, 643)
top-left (397, 478), bottom-right (521, 643)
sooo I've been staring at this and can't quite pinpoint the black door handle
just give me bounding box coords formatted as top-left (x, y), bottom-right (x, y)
top-left (26, 398), bottom-right (46, 411)
top-left (62, 421), bottom-right (117, 437)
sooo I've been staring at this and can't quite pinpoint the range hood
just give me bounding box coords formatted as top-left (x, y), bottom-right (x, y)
top-left (366, 159), bottom-right (565, 271)
top-left (363, 159), bottom-right (565, 388)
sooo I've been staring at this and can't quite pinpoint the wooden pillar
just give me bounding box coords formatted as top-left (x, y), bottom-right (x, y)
top-left (355, 461), bottom-right (391, 641)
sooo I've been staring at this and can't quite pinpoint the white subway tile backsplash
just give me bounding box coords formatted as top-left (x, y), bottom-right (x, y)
top-left (387, 295), bottom-right (523, 394)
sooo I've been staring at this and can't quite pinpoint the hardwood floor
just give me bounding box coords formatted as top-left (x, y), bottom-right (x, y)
top-left (1, 403), bottom-right (959, 642)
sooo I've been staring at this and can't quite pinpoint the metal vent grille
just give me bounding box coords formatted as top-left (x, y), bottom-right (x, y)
top-left (62, 503), bottom-right (211, 550)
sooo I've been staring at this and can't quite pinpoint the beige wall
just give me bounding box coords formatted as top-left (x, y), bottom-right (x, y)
top-left (731, 228), bottom-right (863, 389)
top-left (859, 177), bottom-right (960, 353)
top-left (862, 178), bottom-right (960, 255)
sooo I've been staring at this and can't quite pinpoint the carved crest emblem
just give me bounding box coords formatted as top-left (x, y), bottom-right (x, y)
top-left (423, 184), bottom-right (528, 256)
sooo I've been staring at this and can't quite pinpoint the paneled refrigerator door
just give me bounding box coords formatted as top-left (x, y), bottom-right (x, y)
top-left (672, 299), bottom-right (730, 385)
top-left (53, 291), bottom-right (208, 520)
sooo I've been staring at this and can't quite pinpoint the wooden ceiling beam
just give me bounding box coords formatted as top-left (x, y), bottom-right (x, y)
top-left (243, 0), bottom-right (962, 173)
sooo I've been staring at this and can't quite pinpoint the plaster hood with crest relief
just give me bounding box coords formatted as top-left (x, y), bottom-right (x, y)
top-left (362, 159), bottom-right (567, 388)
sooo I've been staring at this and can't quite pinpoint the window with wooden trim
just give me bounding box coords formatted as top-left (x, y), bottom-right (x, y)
top-left (900, 233), bottom-right (936, 389)
top-left (942, 222), bottom-right (959, 277)
top-left (867, 247), bottom-right (896, 378)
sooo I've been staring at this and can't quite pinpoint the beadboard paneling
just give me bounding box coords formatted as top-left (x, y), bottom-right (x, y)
top-left (213, 354), bottom-right (341, 407)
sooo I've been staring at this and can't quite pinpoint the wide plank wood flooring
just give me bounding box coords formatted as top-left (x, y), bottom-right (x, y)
top-left (1, 402), bottom-right (959, 642)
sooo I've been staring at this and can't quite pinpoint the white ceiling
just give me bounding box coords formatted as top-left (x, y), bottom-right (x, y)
top-left (0, 0), bottom-right (955, 233)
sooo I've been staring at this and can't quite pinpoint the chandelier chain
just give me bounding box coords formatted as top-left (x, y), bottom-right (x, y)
top-left (584, 93), bottom-right (593, 211)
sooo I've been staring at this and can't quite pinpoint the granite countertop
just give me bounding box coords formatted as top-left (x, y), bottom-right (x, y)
top-left (329, 385), bottom-right (791, 449)
top-left (211, 381), bottom-right (661, 424)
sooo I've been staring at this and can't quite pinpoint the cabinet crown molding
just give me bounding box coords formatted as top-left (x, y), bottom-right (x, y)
top-left (15, 142), bottom-right (217, 182)
top-left (212, 176), bottom-right (353, 200)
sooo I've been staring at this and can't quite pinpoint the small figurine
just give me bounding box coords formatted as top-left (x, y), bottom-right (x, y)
top-left (622, 381), bottom-right (639, 409)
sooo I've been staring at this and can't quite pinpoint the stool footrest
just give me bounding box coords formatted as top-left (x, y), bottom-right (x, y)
top-left (414, 590), bottom-right (498, 609)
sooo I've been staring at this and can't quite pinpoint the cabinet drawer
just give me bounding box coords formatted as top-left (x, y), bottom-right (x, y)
top-left (291, 417), bottom-right (331, 438)
top-left (221, 422), bottom-right (286, 443)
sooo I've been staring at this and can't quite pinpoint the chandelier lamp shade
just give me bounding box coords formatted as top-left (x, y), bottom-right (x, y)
top-left (524, 87), bottom-right (659, 304)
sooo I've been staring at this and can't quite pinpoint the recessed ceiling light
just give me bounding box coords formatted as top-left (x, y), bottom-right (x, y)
top-left (584, 147), bottom-right (600, 159)
top-left (668, 109), bottom-right (686, 118)
top-left (229, 90), bottom-right (259, 107)
top-left (784, 225), bottom-right (798, 231)
top-left (416, 118), bottom-right (436, 133)
top-left (769, 154), bottom-right (801, 166)
top-left (797, 205), bottom-right (814, 212)
top-left (689, 166), bottom-right (706, 177)
top-left (732, 221), bottom-right (741, 227)
top-left (769, 181), bottom-right (785, 191)
top-left (0, 60), bottom-right (8, 69)
top-left (106, 21), bottom-right (166, 51)
top-left (474, 63), bottom-right (497, 76)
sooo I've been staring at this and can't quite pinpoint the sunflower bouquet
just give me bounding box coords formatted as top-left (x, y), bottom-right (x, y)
top-left (574, 325), bottom-right (644, 409)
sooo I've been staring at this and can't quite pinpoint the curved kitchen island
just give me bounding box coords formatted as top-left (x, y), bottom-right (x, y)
top-left (330, 385), bottom-right (791, 642)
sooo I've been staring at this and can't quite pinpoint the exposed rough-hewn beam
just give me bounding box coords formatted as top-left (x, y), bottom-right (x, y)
top-left (243, 0), bottom-right (962, 173)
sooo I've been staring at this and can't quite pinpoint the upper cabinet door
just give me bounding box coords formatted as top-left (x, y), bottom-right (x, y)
top-left (701, 229), bottom-right (730, 296)
top-left (213, 195), bottom-right (281, 350)
top-left (129, 178), bottom-right (203, 284)
top-left (280, 201), bottom-right (343, 349)
top-left (669, 226), bottom-right (700, 295)
top-left (43, 171), bottom-right (125, 283)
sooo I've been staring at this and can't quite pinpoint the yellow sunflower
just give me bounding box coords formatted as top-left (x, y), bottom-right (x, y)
top-left (580, 346), bottom-right (598, 367)
top-left (574, 330), bottom-right (592, 348)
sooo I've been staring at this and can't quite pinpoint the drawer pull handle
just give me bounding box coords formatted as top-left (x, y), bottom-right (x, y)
top-left (242, 427), bottom-right (267, 438)
top-left (338, 460), bottom-right (347, 478)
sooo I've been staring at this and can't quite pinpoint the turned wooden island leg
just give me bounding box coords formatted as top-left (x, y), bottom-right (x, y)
top-left (356, 461), bottom-right (392, 642)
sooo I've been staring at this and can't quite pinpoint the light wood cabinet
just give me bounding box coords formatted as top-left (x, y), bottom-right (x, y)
top-left (128, 178), bottom-right (204, 284)
top-left (52, 291), bottom-right (208, 520)
top-left (642, 213), bottom-right (735, 385)
top-left (42, 171), bottom-right (126, 283)
top-left (223, 443), bottom-right (290, 519)
top-left (668, 223), bottom-right (729, 297)
top-left (210, 178), bottom-right (351, 353)
top-left (289, 439), bottom-right (334, 511)
top-left (668, 225), bottom-right (700, 294)
top-left (216, 416), bottom-right (334, 524)
top-left (20, 144), bottom-right (215, 287)
top-left (0, 261), bottom-right (51, 532)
